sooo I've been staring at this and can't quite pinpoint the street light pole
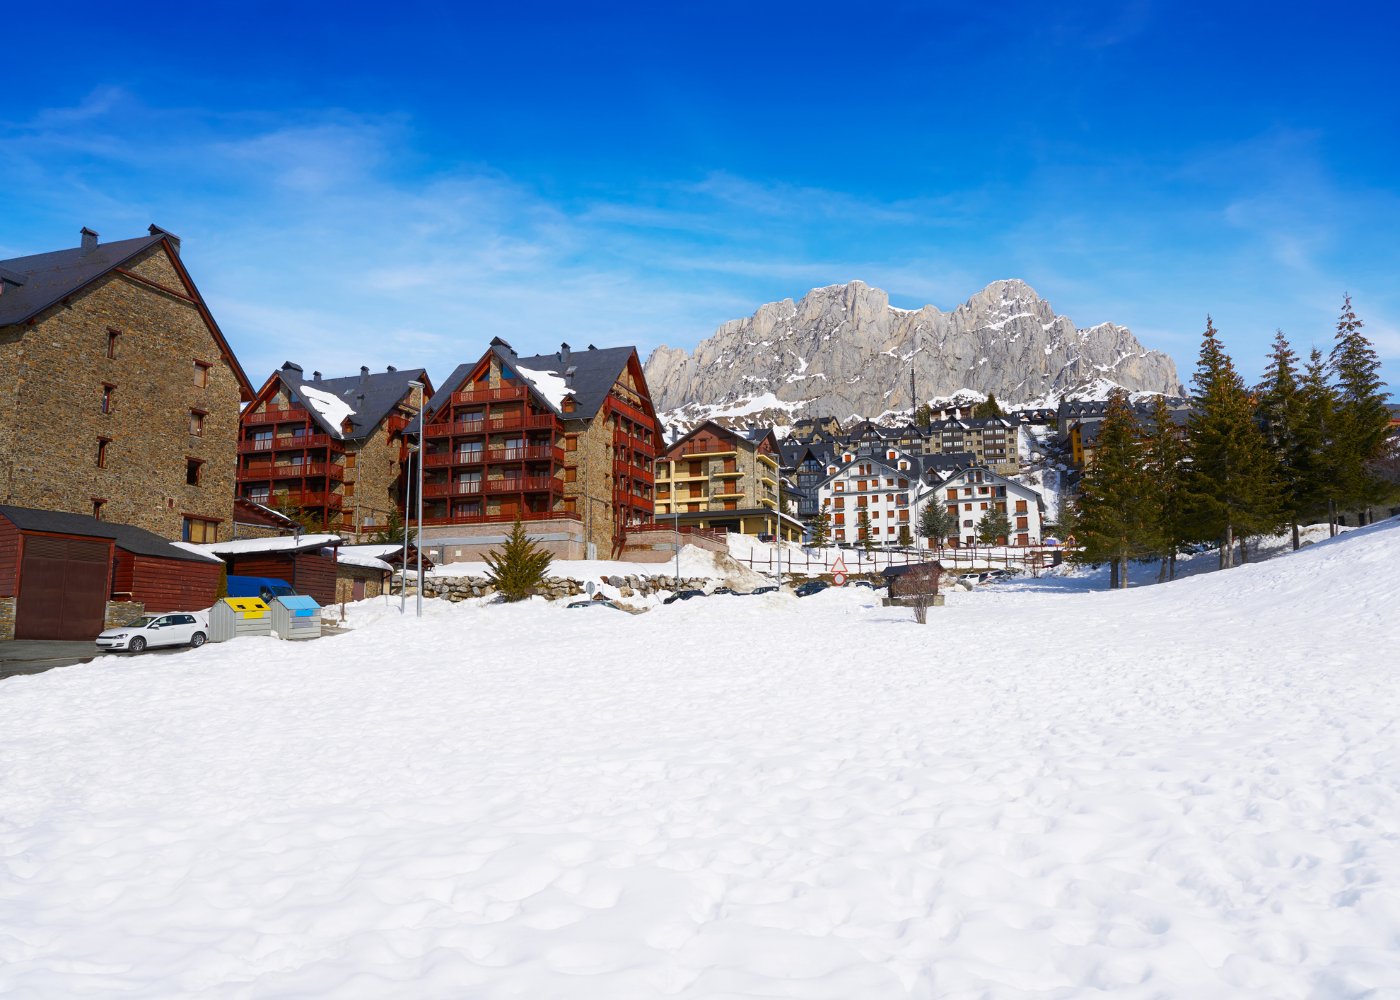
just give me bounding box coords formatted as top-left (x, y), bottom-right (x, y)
top-left (409, 380), bottom-right (425, 619)
top-left (400, 442), bottom-right (414, 615)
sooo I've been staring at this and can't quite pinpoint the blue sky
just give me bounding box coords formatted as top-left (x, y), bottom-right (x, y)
top-left (3, 1), bottom-right (1397, 395)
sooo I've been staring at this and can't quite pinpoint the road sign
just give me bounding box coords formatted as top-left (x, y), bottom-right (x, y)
top-left (832, 555), bottom-right (848, 587)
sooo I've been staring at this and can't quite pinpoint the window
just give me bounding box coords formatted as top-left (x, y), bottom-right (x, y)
top-left (96, 437), bottom-right (110, 468)
top-left (106, 328), bottom-right (120, 359)
top-left (101, 383), bottom-right (115, 414)
top-left (194, 361), bottom-right (211, 387)
top-left (189, 410), bottom-right (206, 436)
top-left (92, 498), bottom-right (106, 520)
top-left (182, 516), bottom-right (219, 543)
top-left (565, 467), bottom-right (577, 483)
top-left (562, 397), bottom-right (576, 414)
top-left (186, 458), bottom-right (204, 486)
top-left (565, 435), bottom-right (578, 452)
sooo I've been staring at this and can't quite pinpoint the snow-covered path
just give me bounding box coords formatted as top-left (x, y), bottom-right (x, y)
top-left (2, 521), bottom-right (1399, 998)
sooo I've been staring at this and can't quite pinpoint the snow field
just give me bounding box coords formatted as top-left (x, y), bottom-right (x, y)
top-left (1, 520), bottom-right (1399, 997)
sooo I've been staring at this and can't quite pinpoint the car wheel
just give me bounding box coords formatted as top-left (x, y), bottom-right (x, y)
top-left (128, 636), bottom-right (147, 653)
top-left (190, 632), bottom-right (207, 648)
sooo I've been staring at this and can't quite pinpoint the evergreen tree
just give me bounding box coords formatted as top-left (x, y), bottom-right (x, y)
top-left (1069, 391), bottom-right (1158, 588)
top-left (977, 506), bottom-right (1013, 548)
top-left (484, 517), bottom-right (553, 602)
top-left (914, 403), bottom-right (934, 427)
top-left (1295, 348), bottom-right (1338, 532)
top-left (973, 393), bottom-right (1006, 419)
top-left (1328, 294), bottom-right (1393, 524)
top-left (369, 509), bottom-right (407, 545)
top-left (857, 508), bottom-right (874, 552)
top-left (1255, 330), bottom-right (1307, 549)
top-left (897, 524), bottom-right (912, 547)
top-left (918, 496), bottom-right (954, 549)
top-left (269, 489), bottom-right (327, 534)
top-left (1142, 394), bottom-right (1188, 579)
top-left (810, 499), bottom-right (832, 548)
top-left (1183, 318), bottom-right (1283, 567)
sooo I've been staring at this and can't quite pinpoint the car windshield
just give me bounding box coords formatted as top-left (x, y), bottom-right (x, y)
top-left (128, 616), bottom-right (159, 628)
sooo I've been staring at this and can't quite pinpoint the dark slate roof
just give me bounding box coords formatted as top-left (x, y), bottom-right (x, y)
top-left (275, 363), bottom-right (430, 441)
top-left (0, 234), bottom-right (163, 327)
top-left (0, 505), bottom-right (222, 563)
top-left (426, 342), bottom-right (648, 426)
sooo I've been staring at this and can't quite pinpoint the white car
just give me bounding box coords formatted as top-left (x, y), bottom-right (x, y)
top-left (96, 612), bottom-right (208, 653)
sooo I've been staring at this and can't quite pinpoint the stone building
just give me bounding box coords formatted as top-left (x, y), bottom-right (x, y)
top-left (418, 339), bottom-right (662, 561)
top-left (654, 421), bottom-right (803, 541)
top-left (0, 226), bottom-right (254, 541)
top-left (236, 362), bottom-right (432, 541)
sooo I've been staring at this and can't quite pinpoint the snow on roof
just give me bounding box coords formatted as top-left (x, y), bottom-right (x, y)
top-left (339, 544), bottom-right (405, 559)
top-left (178, 533), bottom-right (343, 557)
top-left (513, 364), bottom-right (575, 411)
top-left (336, 553), bottom-right (394, 572)
top-left (298, 385), bottom-right (356, 429)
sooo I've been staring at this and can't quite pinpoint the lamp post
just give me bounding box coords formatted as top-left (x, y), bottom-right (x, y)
top-left (409, 380), bottom-right (425, 618)
top-left (400, 442), bottom-right (416, 615)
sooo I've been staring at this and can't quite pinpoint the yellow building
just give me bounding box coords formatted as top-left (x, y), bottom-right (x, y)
top-left (654, 422), bottom-right (802, 541)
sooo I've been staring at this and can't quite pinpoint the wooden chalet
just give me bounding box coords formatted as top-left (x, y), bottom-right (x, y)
top-left (0, 505), bottom-right (223, 640)
top-left (193, 534), bottom-right (343, 606)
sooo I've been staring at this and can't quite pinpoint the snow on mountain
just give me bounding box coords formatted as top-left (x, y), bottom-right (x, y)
top-left (3, 517), bottom-right (1399, 996)
top-left (647, 280), bottom-right (1183, 433)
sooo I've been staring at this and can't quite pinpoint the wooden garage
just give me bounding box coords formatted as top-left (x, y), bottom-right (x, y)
top-left (186, 534), bottom-right (342, 606)
top-left (0, 506), bottom-right (224, 641)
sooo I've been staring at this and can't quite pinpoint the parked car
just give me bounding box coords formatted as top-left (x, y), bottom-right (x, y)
top-left (978, 569), bottom-right (1013, 584)
top-left (794, 580), bottom-right (830, 598)
top-left (852, 579), bottom-right (878, 590)
top-left (711, 586), bottom-right (735, 595)
top-left (756, 533), bottom-right (777, 543)
top-left (566, 599), bottom-right (624, 610)
top-left (740, 585), bottom-right (780, 596)
top-left (662, 589), bottom-right (707, 604)
top-left (225, 576), bottom-right (296, 602)
top-left (96, 612), bottom-right (209, 653)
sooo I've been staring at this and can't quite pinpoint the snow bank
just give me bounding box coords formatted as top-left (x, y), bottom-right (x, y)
top-left (2, 519), bottom-right (1399, 996)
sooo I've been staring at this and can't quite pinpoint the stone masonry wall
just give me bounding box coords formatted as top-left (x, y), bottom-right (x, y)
top-left (568, 414), bottom-right (615, 557)
top-left (0, 243), bottom-right (241, 540)
top-left (394, 573), bottom-right (716, 603)
top-left (105, 600), bottom-right (145, 629)
top-left (0, 597), bottom-right (14, 640)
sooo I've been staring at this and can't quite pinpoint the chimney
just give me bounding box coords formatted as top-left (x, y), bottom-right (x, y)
top-left (282, 361), bottom-right (303, 373)
top-left (80, 227), bottom-right (99, 254)
top-left (313, 371), bottom-right (322, 381)
top-left (559, 342), bottom-right (571, 365)
top-left (360, 366), bottom-right (369, 383)
top-left (386, 365), bottom-right (396, 372)
top-left (147, 224), bottom-right (181, 253)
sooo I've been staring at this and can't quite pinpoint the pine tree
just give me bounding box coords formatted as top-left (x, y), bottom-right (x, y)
top-left (898, 524), bottom-right (912, 547)
top-left (918, 496), bottom-right (954, 549)
top-left (1183, 317), bottom-right (1283, 568)
top-left (1295, 348), bottom-right (1338, 532)
top-left (369, 509), bottom-right (407, 545)
top-left (914, 403), bottom-right (934, 427)
top-left (973, 393), bottom-right (1006, 419)
top-left (1142, 394), bottom-right (1188, 579)
top-left (1255, 330), bottom-right (1307, 549)
top-left (484, 517), bottom-right (553, 602)
top-left (857, 508), bottom-right (874, 552)
top-left (1328, 294), bottom-right (1393, 525)
top-left (977, 506), bottom-right (1012, 548)
top-left (810, 499), bottom-right (832, 548)
top-left (1069, 391), bottom-right (1157, 587)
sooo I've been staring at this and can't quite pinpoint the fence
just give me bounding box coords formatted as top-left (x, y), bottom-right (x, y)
top-left (737, 543), bottom-right (1063, 577)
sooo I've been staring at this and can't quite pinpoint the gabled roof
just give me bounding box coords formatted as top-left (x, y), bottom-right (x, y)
top-left (0, 227), bottom-right (255, 400)
top-left (667, 419), bottom-right (754, 455)
top-left (0, 505), bottom-right (223, 564)
top-left (427, 341), bottom-right (649, 426)
top-left (270, 362), bottom-right (431, 441)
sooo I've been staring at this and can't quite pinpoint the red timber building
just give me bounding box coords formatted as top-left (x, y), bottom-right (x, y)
top-left (236, 363), bottom-right (432, 541)
top-left (418, 339), bottom-right (662, 560)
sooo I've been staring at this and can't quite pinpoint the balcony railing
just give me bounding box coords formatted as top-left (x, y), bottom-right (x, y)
top-left (425, 414), bottom-right (556, 436)
top-left (606, 394), bottom-right (656, 428)
top-left (424, 481), bottom-right (483, 498)
top-left (451, 383), bottom-right (529, 405)
top-left (613, 459), bottom-right (656, 484)
top-left (251, 462), bottom-right (344, 482)
top-left (239, 433), bottom-right (334, 454)
top-left (242, 406), bottom-right (311, 426)
top-left (481, 476), bottom-right (562, 494)
top-left (420, 509), bottom-right (582, 527)
top-left (670, 442), bottom-right (737, 458)
top-left (277, 490), bottom-right (344, 510)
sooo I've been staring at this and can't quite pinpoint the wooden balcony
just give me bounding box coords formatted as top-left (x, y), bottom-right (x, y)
top-left (670, 443), bottom-right (737, 459)
top-left (279, 490), bottom-right (344, 510)
top-left (243, 407), bottom-right (312, 426)
top-left (613, 459), bottom-right (656, 484)
top-left (482, 476), bottom-right (562, 495)
top-left (424, 481), bottom-right (483, 498)
top-left (254, 462), bottom-right (345, 482)
top-left (606, 394), bottom-right (657, 428)
top-left (711, 482), bottom-right (745, 498)
top-left (239, 433), bottom-right (334, 454)
top-left (451, 383), bottom-right (529, 405)
top-left (425, 413), bottom-right (556, 437)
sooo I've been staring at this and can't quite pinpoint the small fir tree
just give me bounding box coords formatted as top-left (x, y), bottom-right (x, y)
top-left (1296, 348), bottom-right (1339, 534)
top-left (919, 496), bottom-right (954, 549)
top-left (857, 508), bottom-right (874, 552)
top-left (1255, 330), bottom-right (1306, 548)
top-left (810, 499), bottom-right (832, 548)
top-left (1142, 394), bottom-right (1188, 579)
top-left (973, 393), bottom-right (1006, 419)
top-left (369, 509), bottom-right (407, 545)
top-left (897, 523), bottom-right (912, 547)
top-left (977, 506), bottom-right (1013, 548)
top-left (1183, 317), bottom-right (1283, 568)
top-left (1071, 391), bottom-right (1158, 588)
top-left (1328, 294), bottom-right (1393, 524)
top-left (914, 403), bottom-right (934, 427)
top-left (484, 517), bottom-right (553, 602)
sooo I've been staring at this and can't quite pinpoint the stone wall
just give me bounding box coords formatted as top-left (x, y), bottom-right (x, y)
top-left (105, 600), bottom-right (145, 629)
top-left (0, 597), bottom-right (14, 641)
top-left (0, 243), bottom-right (242, 541)
top-left (343, 391), bottom-right (417, 541)
top-left (394, 573), bottom-right (716, 604)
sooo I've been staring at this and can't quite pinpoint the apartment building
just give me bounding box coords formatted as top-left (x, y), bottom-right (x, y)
top-left (654, 421), bottom-right (802, 540)
top-left (236, 363), bottom-right (432, 540)
top-left (912, 466), bottom-right (1045, 547)
top-left (418, 339), bottom-right (661, 560)
top-left (813, 449), bottom-right (920, 547)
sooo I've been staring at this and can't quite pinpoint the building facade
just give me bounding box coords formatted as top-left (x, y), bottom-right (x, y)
top-left (654, 421), bottom-right (802, 540)
top-left (236, 363), bottom-right (431, 540)
top-left (418, 340), bottom-right (661, 560)
top-left (0, 227), bottom-right (254, 542)
top-left (913, 466), bottom-right (1045, 547)
top-left (813, 450), bottom-right (919, 547)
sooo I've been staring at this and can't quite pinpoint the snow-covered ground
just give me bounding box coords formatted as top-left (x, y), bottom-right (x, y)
top-left (3, 519), bottom-right (1399, 997)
